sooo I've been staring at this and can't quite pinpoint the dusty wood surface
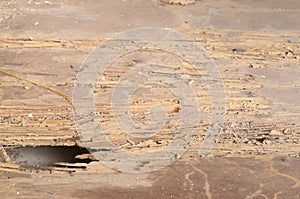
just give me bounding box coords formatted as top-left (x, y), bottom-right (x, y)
top-left (1, 28), bottom-right (299, 155)
top-left (0, 0), bottom-right (299, 198)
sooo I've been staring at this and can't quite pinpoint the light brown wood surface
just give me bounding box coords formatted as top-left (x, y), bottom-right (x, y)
top-left (0, 0), bottom-right (299, 198)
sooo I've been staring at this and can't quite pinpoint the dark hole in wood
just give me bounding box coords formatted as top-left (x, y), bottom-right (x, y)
top-left (5, 146), bottom-right (95, 166)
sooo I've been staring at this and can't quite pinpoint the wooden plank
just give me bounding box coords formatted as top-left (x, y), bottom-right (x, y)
top-left (0, 0), bottom-right (299, 197)
top-left (0, 29), bottom-right (299, 156)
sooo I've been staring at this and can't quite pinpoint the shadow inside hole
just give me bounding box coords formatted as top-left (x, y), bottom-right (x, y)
top-left (6, 146), bottom-right (94, 166)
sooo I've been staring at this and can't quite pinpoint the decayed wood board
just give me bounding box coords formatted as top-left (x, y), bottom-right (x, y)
top-left (0, 28), bottom-right (299, 159)
top-left (0, 0), bottom-right (299, 197)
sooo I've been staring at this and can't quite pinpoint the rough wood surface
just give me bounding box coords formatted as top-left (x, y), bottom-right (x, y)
top-left (0, 29), bottom-right (299, 155)
top-left (0, 0), bottom-right (299, 198)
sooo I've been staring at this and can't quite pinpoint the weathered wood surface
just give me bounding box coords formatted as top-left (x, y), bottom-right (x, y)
top-left (0, 0), bottom-right (300, 198)
top-left (0, 29), bottom-right (299, 156)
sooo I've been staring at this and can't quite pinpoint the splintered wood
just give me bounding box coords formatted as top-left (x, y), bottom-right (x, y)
top-left (0, 29), bottom-right (299, 166)
top-left (0, 146), bottom-right (11, 163)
